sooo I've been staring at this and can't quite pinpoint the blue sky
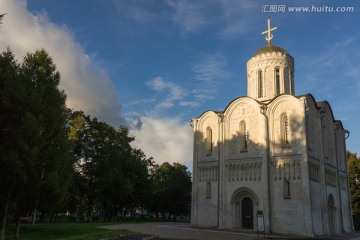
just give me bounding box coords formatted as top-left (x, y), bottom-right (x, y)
top-left (1, 0), bottom-right (360, 168)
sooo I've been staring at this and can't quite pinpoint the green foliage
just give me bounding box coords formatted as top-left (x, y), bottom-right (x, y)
top-left (1, 45), bottom-right (191, 240)
top-left (151, 162), bottom-right (192, 219)
top-left (348, 151), bottom-right (360, 215)
top-left (67, 112), bottom-right (154, 222)
top-left (0, 48), bottom-right (73, 239)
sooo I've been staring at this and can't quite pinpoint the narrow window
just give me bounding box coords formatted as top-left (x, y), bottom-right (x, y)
top-left (206, 182), bottom-right (211, 198)
top-left (240, 121), bottom-right (248, 152)
top-left (283, 180), bottom-right (291, 199)
top-left (258, 70), bottom-right (263, 98)
top-left (275, 68), bottom-right (280, 95)
top-left (281, 113), bottom-right (290, 147)
top-left (206, 127), bottom-right (212, 156)
top-left (289, 70), bottom-right (294, 94)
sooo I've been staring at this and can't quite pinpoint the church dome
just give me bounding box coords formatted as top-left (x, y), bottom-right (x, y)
top-left (252, 45), bottom-right (289, 57)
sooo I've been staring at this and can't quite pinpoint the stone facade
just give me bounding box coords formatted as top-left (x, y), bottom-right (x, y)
top-left (190, 41), bottom-right (353, 236)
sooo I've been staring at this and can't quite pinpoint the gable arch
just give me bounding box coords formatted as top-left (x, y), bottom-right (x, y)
top-left (267, 94), bottom-right (305, 153)
top-left (223, 97), bottom-right (264, 158)
top-left (231, 187), bottom-right (259, 205)
top-left (196, 111), bottom-right (220, 161)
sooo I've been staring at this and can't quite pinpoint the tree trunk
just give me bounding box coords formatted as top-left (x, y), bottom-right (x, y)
top-left (0, 188), bottom-right (11, 240)
top-left (14, 209), bottom-right (21, 240)
top-left (47, 211), bottom-right (53, 223)
top-left (31, 199), bottom-right (38, 226)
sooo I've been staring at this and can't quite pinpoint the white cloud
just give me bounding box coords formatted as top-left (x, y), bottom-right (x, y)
top-left (193, 52), bottom-right (230, 82)
top-left (179, 101), bottom-right (199, 107)
top-left (146, 76), bottom-right (187, 110)
top-left (130, 116), bottom-right (193, 169)
top-left (166, 0), bottom-right (213, 33)
top-left (191, 52), bottom-right (233, 102)
top-left (0, 0), bottom-right (125, 126)
top-left (217, 0), bottom-right (259, 38)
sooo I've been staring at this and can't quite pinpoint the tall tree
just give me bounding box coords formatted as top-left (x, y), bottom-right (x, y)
top-left (0, 48), bottom-right (22, 240)
top-left (348, 151), bottom-right (360, 215)
top-left (0, 48), bottom-right (73, 239)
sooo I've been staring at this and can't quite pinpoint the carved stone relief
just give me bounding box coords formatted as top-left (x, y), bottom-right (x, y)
top-left (325, 167), bottom-right (337, 187)
top-left (272, 159), bottom-right (302, 180)
top-left (309, 160), bottom-right (320, 182)
top-left (225, 160), bottom-right (262, 182)
top-left (198, 162), bottom-right (219, 182)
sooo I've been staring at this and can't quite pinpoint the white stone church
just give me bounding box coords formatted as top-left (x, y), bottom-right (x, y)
top-left (190, 19), bottom-right (353, 236)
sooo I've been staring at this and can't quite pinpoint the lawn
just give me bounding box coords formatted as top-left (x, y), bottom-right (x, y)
top-left (5, 223), bottom-right (132, 240)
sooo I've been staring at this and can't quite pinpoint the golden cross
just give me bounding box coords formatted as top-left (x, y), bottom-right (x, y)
top-left (261, 17), bottom-right (277, 46)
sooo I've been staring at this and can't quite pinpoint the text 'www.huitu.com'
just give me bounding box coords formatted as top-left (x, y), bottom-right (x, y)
top-left (261, 5), bottom-right (355, 13)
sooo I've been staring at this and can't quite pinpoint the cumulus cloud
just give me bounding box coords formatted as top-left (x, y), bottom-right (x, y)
top-left (130, 116), bottom-right (193, 169)
top-left (0, 0), bottom-right (195, 170)
top-left (0, 0), bottom-right (125, 126)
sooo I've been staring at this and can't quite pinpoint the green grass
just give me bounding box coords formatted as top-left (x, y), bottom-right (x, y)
top-left (5, 223), bottom-right (132, 240)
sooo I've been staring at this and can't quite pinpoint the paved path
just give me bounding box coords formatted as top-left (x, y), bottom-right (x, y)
top-left (102, 222), bottom-right (360, 240)
top-left (101, 222), bottom-right (302, 240)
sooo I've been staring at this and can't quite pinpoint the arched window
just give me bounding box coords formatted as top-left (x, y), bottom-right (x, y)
top-left (283, 180), bottom-right (291, 199)
top-left (240, 121), bottom-right (248, 152)
top-left (206, 182), bottom-right (211, 198)
top-left (258, 70), bottom-right (263, 98)
top-left (205, 127), bottom-right (212, 156)
top-left (280, 113), bottom-right (290, 147)
top-left (275, 68), bottom-right (281, 95)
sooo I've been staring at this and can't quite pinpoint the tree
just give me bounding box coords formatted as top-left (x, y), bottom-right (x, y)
top-left (151, 162), bottom-right (192, 220)
top-left (348, 152), bottom-right (360, 214)
top-left (348, 151), bottom-right (360, 231)
top-left (67, 112), bottom-right (153, 222)
top-left (0, 48), bottom-right (22, 240)
top-left (0, 48), bottom-right (73, 239)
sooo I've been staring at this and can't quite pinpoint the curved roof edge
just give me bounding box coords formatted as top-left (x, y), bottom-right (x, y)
top-left (223, 96), bottom-right (263, 113)
top-left (299, 93), bottom-right (344, 129)
top-left (252, 45), bottom-right (290, 57)
top-left (195, 109), bottom-right (222, 120)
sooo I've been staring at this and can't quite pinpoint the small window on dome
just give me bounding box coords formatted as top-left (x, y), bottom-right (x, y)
top-left (258, 70), bottom-right (263, 98)
top-left (275, 68), bottom-right (281, 95)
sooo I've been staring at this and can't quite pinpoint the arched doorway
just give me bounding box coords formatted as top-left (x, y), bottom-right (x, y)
top-left (232, 188), bottom-right (258, 230)
top-left (242, 197), bottom-right (253, 229)
top-left (328, 194), bottom-right (336, 233)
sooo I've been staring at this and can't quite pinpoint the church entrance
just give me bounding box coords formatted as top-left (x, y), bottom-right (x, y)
top-left (232, 188), bottom-right (258, 230)
top-left (241, 197), bottom-right (253, 229)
